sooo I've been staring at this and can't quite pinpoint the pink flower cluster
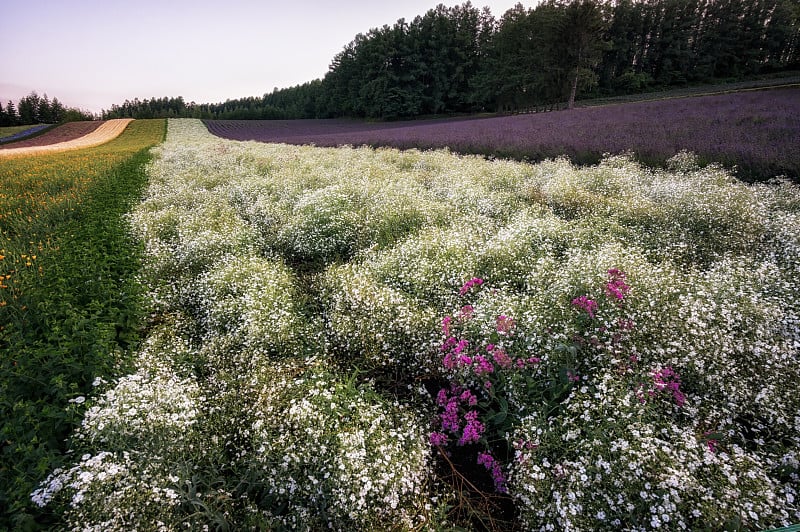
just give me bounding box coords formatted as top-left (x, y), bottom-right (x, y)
top-left (477, 451), bottom-right (508, 493)
top-left (571, 295), bottom-right (598, 318)
top-left (605, 268), bottom-right (631, 300)
top-left (459, 277), bottom-right (484, 296)
top-left (496, 314), bottom-right (515, 334)
top-left (430, 385), bottom-right (485, 447)
top-left (572, 268), bottom-right (631, 318)
top-left (651, 366), bottom-right (686, 407)
top-left (636, 366), bottom-right (686, 407)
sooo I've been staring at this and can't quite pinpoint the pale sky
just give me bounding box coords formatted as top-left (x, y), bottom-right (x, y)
top-left (1, 0), bottom-right (534, 114)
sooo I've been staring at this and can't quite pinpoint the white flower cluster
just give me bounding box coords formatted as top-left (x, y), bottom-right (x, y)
top-left (31, 451), bottom-right (184, 531)
top-left (32, 119), bottom-right (799, 530)
top-left (78, 366), bottom-right (202, 447)
top-left (252, 367), bottom-right (433, 530)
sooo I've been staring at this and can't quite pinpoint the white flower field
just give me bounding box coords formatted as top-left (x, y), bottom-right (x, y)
top-left (32, 119), bottom-right (800, 530)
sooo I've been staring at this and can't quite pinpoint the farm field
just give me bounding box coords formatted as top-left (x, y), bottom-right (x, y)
top-left (0, 119), bottom-right (166, 529)
top-left (0, 124), bottom-right (53, 144)
top-left (21, 118), bottom-right (800, 530)
top-left (0, 119), bottom-right (133, 157)
top-left (0, 121), bottom-right (102, 149)
top-left (205, 87), bottom-right (800, 183)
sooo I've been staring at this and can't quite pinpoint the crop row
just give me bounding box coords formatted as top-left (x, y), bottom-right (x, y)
top-left (0, 124), bottom-right (53, 144)
top-left (0, 119), bottom-right (166, 528)
top-left (205, 87), bottom-right (800, 182)
top-left (0, 119), bottom-right (133, 158)
top-left (29, 119), bottom-right (800, 530)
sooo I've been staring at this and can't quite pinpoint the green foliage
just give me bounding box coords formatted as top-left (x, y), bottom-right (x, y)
top-left (8, 91), bottom-right (94, 125)
top-left (0, 120), bottom-right (166, 529)
top-left (102, 0), bottom-right (800, 120)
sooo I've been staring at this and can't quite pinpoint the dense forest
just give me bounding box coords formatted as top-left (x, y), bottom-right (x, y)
top-left (0, 92), bottom-right (95, 126)
top-left (102, 0), bottom-right (800, 121)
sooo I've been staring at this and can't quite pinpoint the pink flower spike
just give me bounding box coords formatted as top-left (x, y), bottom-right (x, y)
top-left (459, 277), bottom-right (485, 296)
top-left (442, 316), bottom-right (452, 335)
top-left (492, 348), bottom-right (513, 368)
top-left (429, 432), bottom-right (448, 446)
top-left (473, 355), bottom-right (494, 376)
top-left (571, 296), bottom-right (598, 318)
top-left (496, 315), bottom-right (515, 334)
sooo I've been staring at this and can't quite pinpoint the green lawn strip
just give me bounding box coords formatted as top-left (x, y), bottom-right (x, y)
top-left (0, 119), bottom-right (165, 530)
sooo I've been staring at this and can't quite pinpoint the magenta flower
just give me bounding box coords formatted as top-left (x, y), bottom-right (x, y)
top-left (459, 304), bottom-right (475, 320)
top-left (605, 268), bottom-right (630, 300)
top-left (458, 411), bottom-right (485, 445)
top-left (459, 277), bottom-right (484, 296)
top-left (442, 315), bottom-right (453, 335)
top-left (571, 295), bottom-right (598, 318)
top-left (459, 389), bottom-right (478, 406)
top-left (429, 432), bottom-right (448, 446)
top-left (492, 348), bottom-right (513, 369)
top-left (652, 366), bottom-right (686, 407)
top-left (473, 355), bottom-right (494, 376)
top-left (496, 314), bottom-right (515, 334)
top-left (454, 339), bottom-right (469, 355)
top-left (477, 452), bottom-right (508, 493)
top-left (441, 336), bottom-right (458, 351)
top-left (441, 399), bottom-right (461, 432)
top-left (436, 388), bottom-right (449, 406)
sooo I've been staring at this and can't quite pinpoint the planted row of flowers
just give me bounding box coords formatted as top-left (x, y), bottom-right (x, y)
top-left (32, 119), bottom-right (800, 530)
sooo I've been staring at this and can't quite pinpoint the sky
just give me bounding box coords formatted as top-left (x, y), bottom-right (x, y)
top-left (1, 0), bottom-right (536, 114)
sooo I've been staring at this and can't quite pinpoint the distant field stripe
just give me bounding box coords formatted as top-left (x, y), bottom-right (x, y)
top-left (0, 124), bottom-right (53, 143)
top-left (0, 121), bottom-right (102, 149)
top-left (0, 119), bottom-right (134, 157)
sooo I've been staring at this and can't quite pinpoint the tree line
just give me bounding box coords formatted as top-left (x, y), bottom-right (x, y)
top-left (102, 0), bottom-right (800, 121)
top-left (0, 91), bottom-right (95, 126)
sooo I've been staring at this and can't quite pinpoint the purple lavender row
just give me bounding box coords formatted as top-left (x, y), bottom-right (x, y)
top-left (0, 124), bottom-right (52, 144)
top-left (205, 88), bottom-right (800, 182)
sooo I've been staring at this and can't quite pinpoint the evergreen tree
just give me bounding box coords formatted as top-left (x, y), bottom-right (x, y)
top-left (17, 92), bottom-right (40, 125)
top-left (5, 100), bottom-right (18, 126)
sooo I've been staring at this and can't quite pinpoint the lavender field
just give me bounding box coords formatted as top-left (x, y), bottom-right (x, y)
top-left (205, 87), bottom-right (800, 182)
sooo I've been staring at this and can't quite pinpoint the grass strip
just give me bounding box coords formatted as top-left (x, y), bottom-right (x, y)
top-left (0, 119), bottom-right (166, 529)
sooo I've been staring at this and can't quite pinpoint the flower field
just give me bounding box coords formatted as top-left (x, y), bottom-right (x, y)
top-left (205, 87), bottom-right (800, 183)
top-left (0, 124), bottom-right (53, 144)
top-left (22, 118), bottom-right (799, 530)
top-left (0, 119), bottom-right (166, 529)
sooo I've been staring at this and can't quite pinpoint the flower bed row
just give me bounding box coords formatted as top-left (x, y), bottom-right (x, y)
top-left (32, 119), bottom-right (800, 530)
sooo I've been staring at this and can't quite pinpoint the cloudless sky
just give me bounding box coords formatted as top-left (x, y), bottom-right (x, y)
top-left (1, 0), bottom-right (536, 114)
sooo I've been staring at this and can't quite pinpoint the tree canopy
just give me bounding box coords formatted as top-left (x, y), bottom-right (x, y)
top-left (102, 0), bottom-right (800, 121)
top-left (1, 91), bottom-right (95, 126)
